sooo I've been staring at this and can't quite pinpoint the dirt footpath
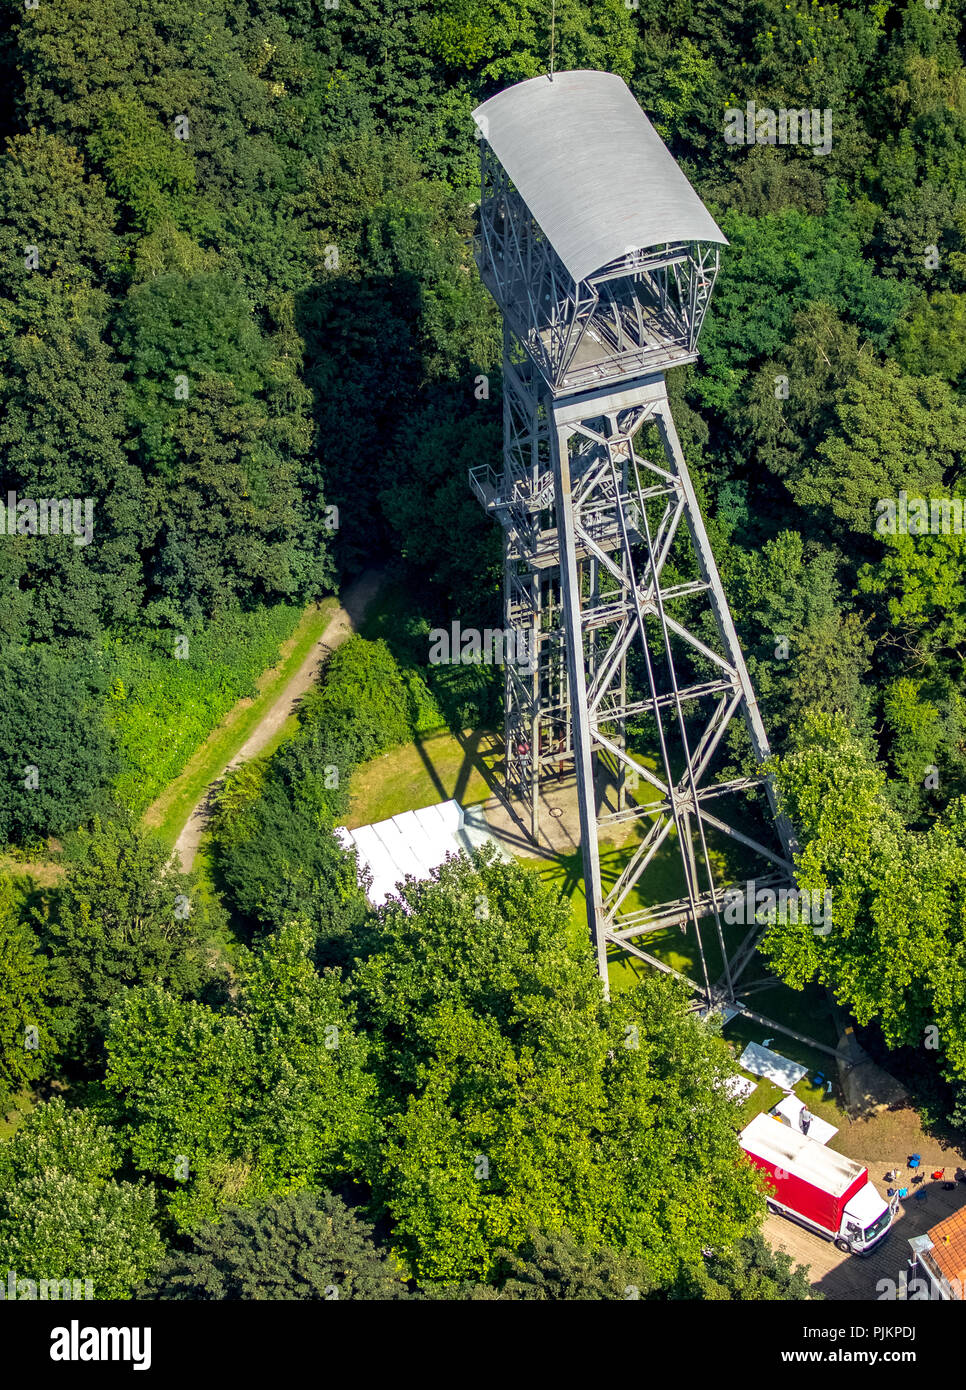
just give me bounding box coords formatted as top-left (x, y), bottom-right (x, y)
top-left (174, 569), bottom-right (384, 872)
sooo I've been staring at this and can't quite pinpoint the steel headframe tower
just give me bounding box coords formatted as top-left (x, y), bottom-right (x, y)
top-left (470, 71), bottom-right (800, 1019)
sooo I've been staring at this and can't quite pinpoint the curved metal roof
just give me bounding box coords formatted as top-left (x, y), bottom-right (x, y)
top-left (473, 70), bottom-right (726, 285)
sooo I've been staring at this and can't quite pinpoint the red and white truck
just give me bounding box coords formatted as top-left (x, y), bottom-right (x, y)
top-left (739, 1112), bottom-right (895, 1256)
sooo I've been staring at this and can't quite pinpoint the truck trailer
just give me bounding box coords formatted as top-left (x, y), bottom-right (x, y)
top-left (739, 1112), bottom-right (895, 1256)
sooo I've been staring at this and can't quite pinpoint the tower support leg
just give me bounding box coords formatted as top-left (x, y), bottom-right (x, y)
top-left (550, 416), bottom-right (609, 992)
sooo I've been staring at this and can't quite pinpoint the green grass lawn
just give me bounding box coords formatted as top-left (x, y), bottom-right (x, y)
top-left (111, 603), bottom-right (315, 813)
top-left (524, 824), bottom-right (733, 985)
top-left (142, 599), bottom-right (337, 849)
top-left (0, 1088), bottom-right (36, 1139)
top-left (345, 727), bottom-right (502, 828)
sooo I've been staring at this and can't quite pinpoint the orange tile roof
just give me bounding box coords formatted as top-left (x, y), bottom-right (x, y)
top-left (927, 1207), bottom-right (966, 1295)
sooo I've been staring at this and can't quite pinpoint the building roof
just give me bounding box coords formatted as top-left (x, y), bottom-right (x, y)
top-left (740, 1112), bottom-right (866, 1200)
top-left (925, 1205), bottom-right (966, 1293)
top-left (472, 70), bottom-right (727, 285)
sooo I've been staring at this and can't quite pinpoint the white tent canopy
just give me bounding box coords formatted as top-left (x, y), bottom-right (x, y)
top-left (338, 800), bottom-right (507, 906)
top-left (771, 1093), bottom-right (838, 1146)
top-left (738, 1041), bottom-right (808, 1091)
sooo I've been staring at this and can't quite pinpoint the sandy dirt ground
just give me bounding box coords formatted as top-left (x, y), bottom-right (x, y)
top-left (482, 760), bottom-right (641, 858)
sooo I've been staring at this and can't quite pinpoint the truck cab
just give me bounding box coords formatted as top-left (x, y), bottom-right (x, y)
top-left (840, 1182), bottom-right (894, 1254)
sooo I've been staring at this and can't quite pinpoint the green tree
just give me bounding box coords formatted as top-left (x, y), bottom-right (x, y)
top-left (300, 637), bottom-right (414, 763)
top-left (896, 292), bottom-right (966, 387)
top-left (38, 817), bottom-right (217, 1068)
top-left (426, 0), bottom-right (634, 87)
top-left (354, 853), bottom-right (762, 1285)
top-left (0, 648), bottom-right (119, 845)
top-left (0, 132), bottom-right (148, 639)
top-left (670, 1233), bottom-right (817, 1301)
top-left (0, 879), bottom-right (54, 1107)
top-left (729, 532), bottom-right (874, 747)
top-left (762, 715), bottom-right (966, 1101)
top-left (105, 920), bottom-right (376, 1230)
top-left (0, 1098), bottom-right (163, 1298)
top-left (882, 677), bottom-right (942, 792)
top-left (698, 205), bottom-right (909, 420)
top-left (379, 384), bottom-right (502, 615)
top-left (144, 1190), bottom-right (408, 1299)
top-left (759, 712), bottom-right (901, 993)
top-left (859, 521), bottom-right (966, 669)
top-left (211, 635), bottom-right (417, 951)
top-left (735, 304), bottom-right (869, 487)
top-left (493, 1228), bottom-right (655, 1300)
top-left (87, 93), bottom-right (199, 235)
top-left (858, 515), bottom-right (966, 810)
top-left (792, 358), bottom-right (966, 533)
top-left (211, 755), bottom-right (368, 953)
top-left (424, 1227), bottom-right (656, 1299)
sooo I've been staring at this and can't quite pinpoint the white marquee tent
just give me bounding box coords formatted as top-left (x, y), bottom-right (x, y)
top-left (336, 800), bottom-right (506, 906)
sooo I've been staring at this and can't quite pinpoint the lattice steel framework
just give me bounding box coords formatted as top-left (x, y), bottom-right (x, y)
top-left (469, 74), bottom-right (839, 1053)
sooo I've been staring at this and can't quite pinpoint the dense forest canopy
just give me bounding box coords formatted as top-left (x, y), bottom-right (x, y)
top-left (1, 0), bottom-right (965, 793)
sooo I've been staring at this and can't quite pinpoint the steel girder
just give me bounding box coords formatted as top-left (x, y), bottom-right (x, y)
top-left (476, 346), bottom-right (799, 1010)
top-left (468, 126), bottom-right (851, 1054)
top-left (554, 376), bottom-right (799, 1004)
